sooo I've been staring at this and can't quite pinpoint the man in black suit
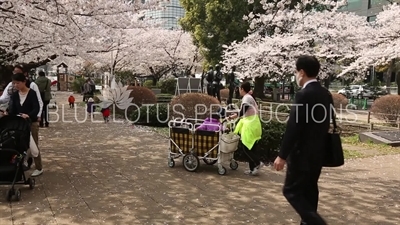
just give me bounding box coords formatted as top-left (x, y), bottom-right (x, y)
top-left (274, 55), bottom-right (332, 225)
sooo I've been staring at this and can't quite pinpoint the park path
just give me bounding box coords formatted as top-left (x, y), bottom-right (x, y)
top-left (0, 91), bottom-right (399, 225)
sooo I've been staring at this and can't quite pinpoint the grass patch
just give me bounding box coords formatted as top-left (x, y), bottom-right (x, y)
top-left (343, 148), bottom-right (364, 159)
top-left (342, 134), bottom-right (400, 158)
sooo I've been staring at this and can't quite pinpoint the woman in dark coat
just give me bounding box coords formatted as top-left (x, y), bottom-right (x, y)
top-left (7, 73), bottom-right (41, 173)
top-left (8, 73), bottom-right (40, 121)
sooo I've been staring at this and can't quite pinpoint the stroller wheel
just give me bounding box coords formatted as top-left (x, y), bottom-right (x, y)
top-left (6, 189), bottom-right (13, 202)
top-left (168, 158), bottom-right (175, 168)
top-left (183, 154), bottom-right (199, 172)
top-left (15, 189), bottom-right (21, 201)
top-left (218, 166), bottom-right (227, 175)
top-left (203, 158), bottom-right (217, 165)
top-left (28, 178), bottom-right (35, 190)
top-left (229, 161), bottom-right (239, 170)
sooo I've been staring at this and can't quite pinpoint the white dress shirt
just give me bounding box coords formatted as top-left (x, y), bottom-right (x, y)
top-left (0, 82), bottom-right (43, 117)
top-left (302, 79), bottom-right (318, 89)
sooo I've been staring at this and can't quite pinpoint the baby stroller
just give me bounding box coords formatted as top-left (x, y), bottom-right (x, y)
top-left (0, 115), bottom-right (35, 201)
top-left (167, 118), bottom-right (241, 175)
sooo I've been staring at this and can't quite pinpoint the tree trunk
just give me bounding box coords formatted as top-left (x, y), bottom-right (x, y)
top-left (386, 59), bottom-right (395, 94)
top-left (323, 75), bottom-right (331, 89)
top-left (253, 76), bottom-right (265, 99)
top-left (396, 72), bottom-right (400, 95)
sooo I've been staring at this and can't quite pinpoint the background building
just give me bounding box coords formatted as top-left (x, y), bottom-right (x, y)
top-left (144, 0), bottom-right (185, 29)
top-left (340, 0), bottom-right (400, 22)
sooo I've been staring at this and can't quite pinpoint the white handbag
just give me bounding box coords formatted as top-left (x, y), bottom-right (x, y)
top-left (220, 133), bottom-right (240, 153)
top-left (29, 134), bottom-right (39, 157)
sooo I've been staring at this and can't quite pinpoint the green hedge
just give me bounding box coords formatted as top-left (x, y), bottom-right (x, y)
top-left (130, 103), bottom-right (169, 127)
top-left (72, 77), bottom-right (85, 93)
top-left (156, 94), bottom-right (173, 103)
top-left (158, 79), bottom-right (176, 95)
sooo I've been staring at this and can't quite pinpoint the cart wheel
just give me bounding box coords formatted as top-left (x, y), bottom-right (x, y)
top-left (15, 189), bottom-right (21, 201)
top-left (29, 178), bottom-right (35, 190)
top-left (230, 161), bottom-right (239, 170)
top-left (183, 154), bottom-right (199, 172)
top-left (6, 189), bottom-right (13, 202)
top-left (168, 158), bottom-right (175, 168)
top-left (203, 158), bottom-right (217, 165)
top-left (218, 166), bottom-right (227, 175)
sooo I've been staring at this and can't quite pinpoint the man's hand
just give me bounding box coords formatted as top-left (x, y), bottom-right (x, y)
top-left (274, 156), bottom-right (286, 171)
top-left (37, 117), bottom-right (41, 122)
top-left (20, 114), bottom-right (29, 119)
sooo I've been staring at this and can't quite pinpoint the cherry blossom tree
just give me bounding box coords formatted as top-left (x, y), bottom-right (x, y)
top-left (0, 0), bottom-right (161, 64)
top-left (88, 28), bottom-right (200, 85)
top-left (222, 0), bottom-right (370, 93)
top-left (339, 3), bottom-right (400, 90)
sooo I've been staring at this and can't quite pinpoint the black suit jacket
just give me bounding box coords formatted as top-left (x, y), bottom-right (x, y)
top-left (279, 81), bottom-right (332, 170)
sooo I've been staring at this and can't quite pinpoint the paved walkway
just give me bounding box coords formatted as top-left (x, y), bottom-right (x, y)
top-left (0, 92), bottom-right (399, 225)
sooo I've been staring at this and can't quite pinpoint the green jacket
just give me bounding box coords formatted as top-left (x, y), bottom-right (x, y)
top-left (35, 76), bottom-right (52, 101)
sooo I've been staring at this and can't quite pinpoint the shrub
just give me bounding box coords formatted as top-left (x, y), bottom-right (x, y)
top-left (159, 78), bottom-right (177, 95)
top-left (332, 93), bottom-right (348, 108)
top-left (156, 94), bottom-right (173, 103)
top-left (71, 77), bottom-right (85, 93)
top-left (127, 86), bottom-right (157, 106)
top-left (131, 103), bottom-right (169, 127)
top-left (143, 80), bottom-right (154, 88)
top-left (220, 88), bottom-right (229, 100)
top-left (271, 102), bottom-right (291, 114)
top-left (234, 120), bottom-right (286, 163)
top-left (169, 93), bottom-right (220, 120)
top-left (371, 95), bottom-right (400, 123)
top-left (115, 86), bottom-right (157, 116)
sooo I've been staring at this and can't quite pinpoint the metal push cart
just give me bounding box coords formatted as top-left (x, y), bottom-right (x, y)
top-left (167, 118), bottom-right (240, 175)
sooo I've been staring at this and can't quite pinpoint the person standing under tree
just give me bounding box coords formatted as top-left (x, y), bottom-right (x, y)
top-left (206, 66), bottom-right (214, 96)
top-left (213, 64), bottom-right (223, 102)
top-left (227, 66), bottom-right (236, 106)
top-left (35, 71), bottom-right (52, 127)
top-left (274, 56), bottom-right (331, 225)
top-left (83, 79), bottom-right (91, 102)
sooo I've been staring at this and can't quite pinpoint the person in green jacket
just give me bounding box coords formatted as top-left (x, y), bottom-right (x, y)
top-left (35, 71), bottom-right (52, 127)
top-left (228, 82), bottom-right (263, 176)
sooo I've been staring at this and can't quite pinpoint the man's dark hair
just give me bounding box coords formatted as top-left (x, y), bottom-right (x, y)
top-left (240, 82), bottom-right (251, 93)
top-left (296, 55), bottom-right (320, 77)
top-left (38, 71), bottom-right (45, 76)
